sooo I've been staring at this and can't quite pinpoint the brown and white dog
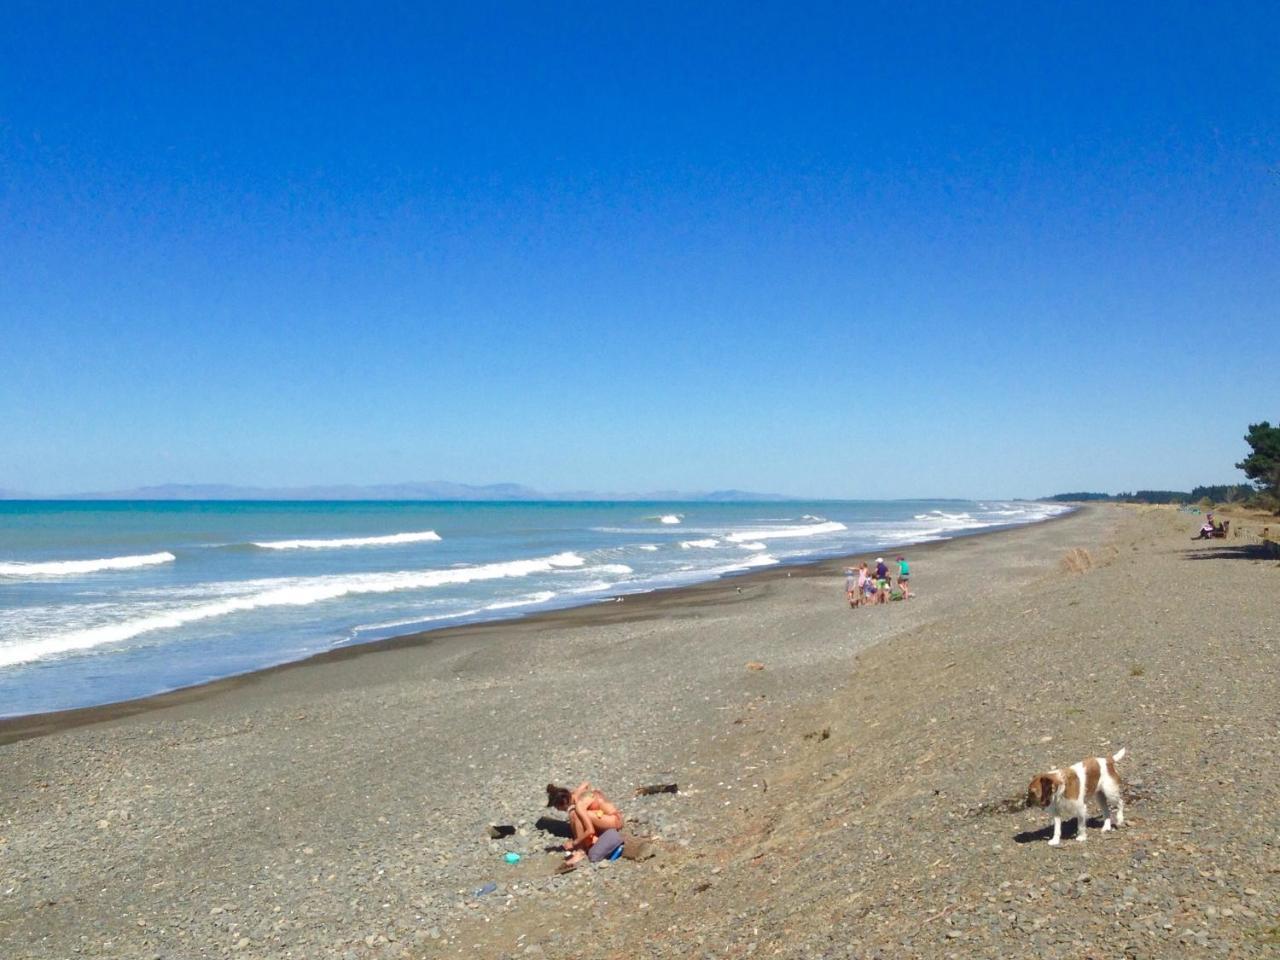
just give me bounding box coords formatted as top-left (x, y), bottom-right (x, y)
top-left (1026, 748), bottom-right (1126, 846)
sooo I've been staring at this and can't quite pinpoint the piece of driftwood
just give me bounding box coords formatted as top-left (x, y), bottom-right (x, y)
top-left (487, 824), bottom-right (516, 839)
top-left (634, 782), bottom-right (679, 796)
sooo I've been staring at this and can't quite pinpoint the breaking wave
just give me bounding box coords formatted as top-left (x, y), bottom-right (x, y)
top-left (253, 530), bottom-right (442, 550)
top-left (725, 520), bottom-right (847, 542)
top-left (0, 552), bottom-right (585, 669)
top-left (0, 552), bottom-right (177, 578)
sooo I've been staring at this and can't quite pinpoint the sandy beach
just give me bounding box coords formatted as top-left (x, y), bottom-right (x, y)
top-left (1, 505), bottom-right (1276, 959)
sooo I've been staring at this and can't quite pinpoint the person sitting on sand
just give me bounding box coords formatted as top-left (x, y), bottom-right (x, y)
top-left (547, 781), bottom-right (625, 866)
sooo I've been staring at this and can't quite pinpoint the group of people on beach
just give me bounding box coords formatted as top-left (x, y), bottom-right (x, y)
top-left (844, 555), bottom-right (910, 607)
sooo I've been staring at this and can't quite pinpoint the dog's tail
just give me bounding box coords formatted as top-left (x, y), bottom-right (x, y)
top-left (1112, 747), bottom-right (1127, 762)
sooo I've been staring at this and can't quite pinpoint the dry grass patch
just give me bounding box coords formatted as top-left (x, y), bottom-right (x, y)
top-left (1061, 547), bottom-right (1093, 573)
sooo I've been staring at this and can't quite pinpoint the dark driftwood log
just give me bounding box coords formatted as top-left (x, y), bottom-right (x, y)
top-left (634, 783), bottom-right (679, 796)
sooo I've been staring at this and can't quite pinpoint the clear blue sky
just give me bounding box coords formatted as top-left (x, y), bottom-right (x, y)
top-left (2, 2), bottom-right (1277, 498)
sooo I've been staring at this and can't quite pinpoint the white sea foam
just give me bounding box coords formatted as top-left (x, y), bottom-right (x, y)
top-left (567, 580), bottom-right (617, 594)
top-left (253, 530), bottom-right (442, 550)
top-left (910, 510), bottom-right (984, 529)
top-left (346, 606), bottom-right (488, 640)
top-left (700, 552), bottom-right (779, 576)
top-left (680, 539), bottom-right (719, 549)
top-left (735, 541), bottom-right (767, 551)
top-left (658, 515), bottom-right (682, 525)
top-left (735, 552), bottom-right (779, 569)
top-left (594, 563), bottom-right (634, 574)
top-left (636, 544), bottom-right (659, 552)
top-left (725, 520), bottom-right (846, 542)
top-left (0, 552), bottom-right (177, 578)
top-left (485, 591), bottom-right (557, 610)
top-left (0, 551), bottom-right (586, 669)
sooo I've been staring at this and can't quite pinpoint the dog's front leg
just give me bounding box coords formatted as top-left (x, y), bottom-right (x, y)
top-left (1075, 813), bottom-right (1087, 842)
top-left (1048, 817), bottom-right (1062, 846)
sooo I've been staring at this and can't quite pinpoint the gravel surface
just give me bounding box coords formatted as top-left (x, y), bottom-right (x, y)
top-left (1, 506), bottom-right (1275, 959)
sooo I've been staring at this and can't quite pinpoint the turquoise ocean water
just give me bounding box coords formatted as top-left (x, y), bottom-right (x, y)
top-left (0, 499), bottom-right (1068, 717)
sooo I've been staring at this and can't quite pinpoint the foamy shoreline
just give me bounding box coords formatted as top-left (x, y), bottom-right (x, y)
top-left (0, 507), bottom-right (1073, 732)
top-left (0, 500), bottom-right (1069, 714)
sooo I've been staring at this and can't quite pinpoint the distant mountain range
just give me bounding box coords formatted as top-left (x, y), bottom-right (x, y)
top-left (1, 482), bottom-right (794, 502)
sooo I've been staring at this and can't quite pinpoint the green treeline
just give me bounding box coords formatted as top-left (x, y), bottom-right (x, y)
top-left (1046, 485), bottom-right (1254, 505)
top-left (1048, 422), bottom-right (1279, 511)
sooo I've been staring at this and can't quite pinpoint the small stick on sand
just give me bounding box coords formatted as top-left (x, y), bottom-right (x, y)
top-left (634, 783), bottom-right (679, 796)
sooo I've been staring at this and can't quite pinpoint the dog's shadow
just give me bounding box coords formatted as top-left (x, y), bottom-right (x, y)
top-left (1014, 816), bottom-right (1107, 844)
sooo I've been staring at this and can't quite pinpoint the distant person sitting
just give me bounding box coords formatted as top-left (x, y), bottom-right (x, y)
top-left (1195, 514), bottom-right (1216, 540)
top-left (547, 781), bottom-right (625, 867)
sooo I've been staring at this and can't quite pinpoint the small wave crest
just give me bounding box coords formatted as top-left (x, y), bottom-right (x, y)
top-left (594, 563), bottom-right (635, 574)
top-left (253, 530), bottom-right (442, 550)
top-left (0, 552), bottom-right (177, 578)
top-left (909, 511), bottom-right (984, 530)
top-left (657, 514), bottom-right (682, 524)
top-left (484, 591), bottom-right (557, 611)
top-left (680, 539), bottom-right (719, 549)
top-left (725, 520), bottom-right (847, 542)
top-left (701, 552), bottom-right (779, 576)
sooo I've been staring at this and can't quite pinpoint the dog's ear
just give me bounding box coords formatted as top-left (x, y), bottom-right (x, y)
top-left (1026, 776), bottom-right (1043, 807)
top-left (1026, 775), bottom-right (1053, 807)
top-left (1038, 776), bottom-right (1055, 806)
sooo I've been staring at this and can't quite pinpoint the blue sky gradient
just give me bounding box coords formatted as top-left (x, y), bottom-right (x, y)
top-left (2, 2), bottom-right (1277, 497)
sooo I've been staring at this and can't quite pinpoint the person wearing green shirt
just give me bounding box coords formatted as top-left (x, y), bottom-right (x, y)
top-left (896, 556), bottom-right (911, 600)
